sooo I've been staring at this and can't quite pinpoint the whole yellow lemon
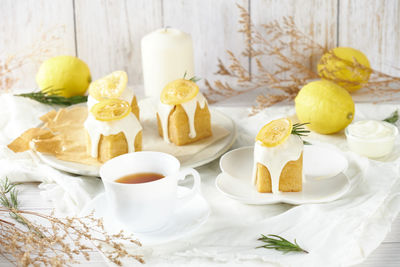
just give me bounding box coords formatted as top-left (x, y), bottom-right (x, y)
top-left (317, 47), bottom-right (371, 92)
top-left (36, 56), bottom-right (91, 97)
top-left (295, 79), bottom-right (355, 134)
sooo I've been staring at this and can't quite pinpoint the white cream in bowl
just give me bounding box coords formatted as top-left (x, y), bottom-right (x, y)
top-left (345, 120), bottom-right (398, 158)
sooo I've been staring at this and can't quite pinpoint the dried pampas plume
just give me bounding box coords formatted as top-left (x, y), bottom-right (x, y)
top-left (204, 4), bottom-right (400, 115)
top-left (0, 178), bottom-right (144, 266)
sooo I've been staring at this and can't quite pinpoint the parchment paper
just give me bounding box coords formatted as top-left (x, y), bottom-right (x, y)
top-left (8, 105), bottom-right (229, 165)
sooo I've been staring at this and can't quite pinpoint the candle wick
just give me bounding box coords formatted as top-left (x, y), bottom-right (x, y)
top-left (164, 26), bottom-right (171, 32)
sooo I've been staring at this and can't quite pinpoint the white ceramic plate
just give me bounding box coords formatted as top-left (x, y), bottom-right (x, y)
top-left (34, 108), bottom-right (236, 176)
top-left (302, 145), bottom-right (348, 179)
top-left (80, 187), bottom-right (210, 246)
top-left (216, 145), bottom-right (350, 205)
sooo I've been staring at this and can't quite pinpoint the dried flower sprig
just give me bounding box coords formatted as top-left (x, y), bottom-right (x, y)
top-left (257, 234), bottom-right (308, 254)
top-left (0, 26), bottom-right (64, 92)
top-left (204, 4), bottom-right (400, 115)
top-left (383, 110), bottom-right (399, 124)
top-left (0, 178), bottom-right (144, 266)
top-left (204, 4), bottom-right (324, 113)
top-left (319, 51), bottom-right (400, 103)
top-left (15, 88), bottom-right (88, 106)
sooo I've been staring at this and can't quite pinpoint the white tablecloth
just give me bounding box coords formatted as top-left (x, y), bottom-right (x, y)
top-left (0, 93), bottom-right (399, 267)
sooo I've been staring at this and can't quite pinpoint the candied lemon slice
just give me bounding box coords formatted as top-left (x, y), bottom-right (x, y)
top-left (90, 99), bottom-right (131, 122)
top-left (88, 71), bottom-right (128, 101)
top-left (256, 118), bottom-right (293, 147)
top-left (161, 79), bottom-right (199, 105)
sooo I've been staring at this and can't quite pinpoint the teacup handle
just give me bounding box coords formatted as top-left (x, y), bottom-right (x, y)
top-left (177, 168), bottom-right (201, 204)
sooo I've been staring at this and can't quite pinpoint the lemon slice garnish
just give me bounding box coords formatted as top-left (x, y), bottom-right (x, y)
top-left (256, 118), bottom-right (293, 147)
top-left (88, 71), bottom-right (128, 101)
top-left (90, 99), bottom-right (131, 122)
top-left (161, 79), bottom-right (199, 105)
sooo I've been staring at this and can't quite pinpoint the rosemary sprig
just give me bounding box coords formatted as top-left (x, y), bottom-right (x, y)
top-left (183, 71), bottom-right (201, 83)
top-left (0, 177), bottom-right (18, 208)
top-left (291, 123), bottom-right (310, 137)
top-left (0, 178), bottom-right (28, 228)
top-left (291, 122), bottom-right (311, 145)
top-left (15, 87), bottom-right (88, 106)
top-left (257, 234), bottom-right (308, 254)
top-left (383, 110), bottom-right (399, 124)
top-left (0, 178), bottom-right (44, 237)
top-left (189, 76), bottom-right (201, 83)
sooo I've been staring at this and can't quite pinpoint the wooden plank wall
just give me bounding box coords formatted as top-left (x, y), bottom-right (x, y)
top-left (1, 0), bottom-right (399, 92)
top-left (251, 0), bottom-right (338, 73)
top-left (0, 0), bottom-right (76, 90)
top-left (339, 0), bottom-right (400, 76)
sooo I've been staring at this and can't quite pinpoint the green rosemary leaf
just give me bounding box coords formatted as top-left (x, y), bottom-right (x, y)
top-left (303, 140), bottom-right (312, 145)
top-left (0, 194), bottom-right (10, 207)
top-left (257, 234), bottom-right (308, 254)
top-left (291, 122), bottom-right (310, 137)
top-left (189, 76), bottom-right (201, 83)
top-left (15, 89), bottom-right (87, 106)
top-left (0, 178), bottom-right (19, 210)
top-left (0, 177), bottom-right (17, 194)
top-left (383, 110), bottom-right (398, 124)
top-left (1, 179), bottom-right (25, 224)
top-left (10, 188), bottom-right (19, 209)
top-left (182, 71), bottom-right (201, 83)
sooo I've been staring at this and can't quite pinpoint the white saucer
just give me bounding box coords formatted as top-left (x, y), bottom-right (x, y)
top-left (216, 145), bottom-right (351, 205)
top-left (81, 186), bottom-right (210, 246)
top-left (34, 107), bottom-right (236, 177)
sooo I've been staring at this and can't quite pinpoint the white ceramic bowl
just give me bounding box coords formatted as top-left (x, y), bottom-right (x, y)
top-left (345, 120), bottom-right (398, 158)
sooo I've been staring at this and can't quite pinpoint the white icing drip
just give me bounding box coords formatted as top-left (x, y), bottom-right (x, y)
top-left (252, 135), bottom-right (303, 193)
top-left (181, 93), bottom-right (206, 138)
top-left (87, 95), bottom-right (98, 109)
top-left (87, 86), bottom-right (135, 109)
top-left (157, 92), bottom-right (207, 142)
top-left (158, 102), bottom-right (174, 143)
top-left (83, 112), bottom-right (142, 158)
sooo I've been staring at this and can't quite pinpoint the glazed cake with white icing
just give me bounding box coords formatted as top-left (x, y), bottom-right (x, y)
top-left (84, 101), bottom-right (142, 163)
top-left (84, 71), bottom-right (143, 163)
top-left (252, 118), bottom-right (304, 193)
top-left (156, 78), bottom-right (212, 146)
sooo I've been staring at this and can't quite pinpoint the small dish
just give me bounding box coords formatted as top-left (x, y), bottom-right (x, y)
top-left (80, 186), bottom-right (210, 246)
top-left (302, 145), bottom-right (348, 179)
top-left (345, 120), bottom-right (398, 158)
top-left (216, 145), bottom-right (351, 205)
top-left (220, 145), bottom-right (348, 180)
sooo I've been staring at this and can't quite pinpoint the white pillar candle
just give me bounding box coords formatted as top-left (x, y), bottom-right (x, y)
top-left (141, 28), bottom-right (195, 97)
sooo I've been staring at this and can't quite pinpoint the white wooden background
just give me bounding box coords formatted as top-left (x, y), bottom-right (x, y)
top-left (1, 0), bottom-right (399, 93)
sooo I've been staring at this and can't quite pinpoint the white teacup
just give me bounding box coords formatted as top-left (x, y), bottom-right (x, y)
top-left (100, 151), bottom-right (201, 233)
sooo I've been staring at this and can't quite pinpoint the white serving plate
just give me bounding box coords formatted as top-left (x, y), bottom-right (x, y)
top-left (216, 145), bottom-right (350, 205)
top-left (80, 187), bottom-right (210, 246)
top-left (34, 108), bottom-right (236, 177)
